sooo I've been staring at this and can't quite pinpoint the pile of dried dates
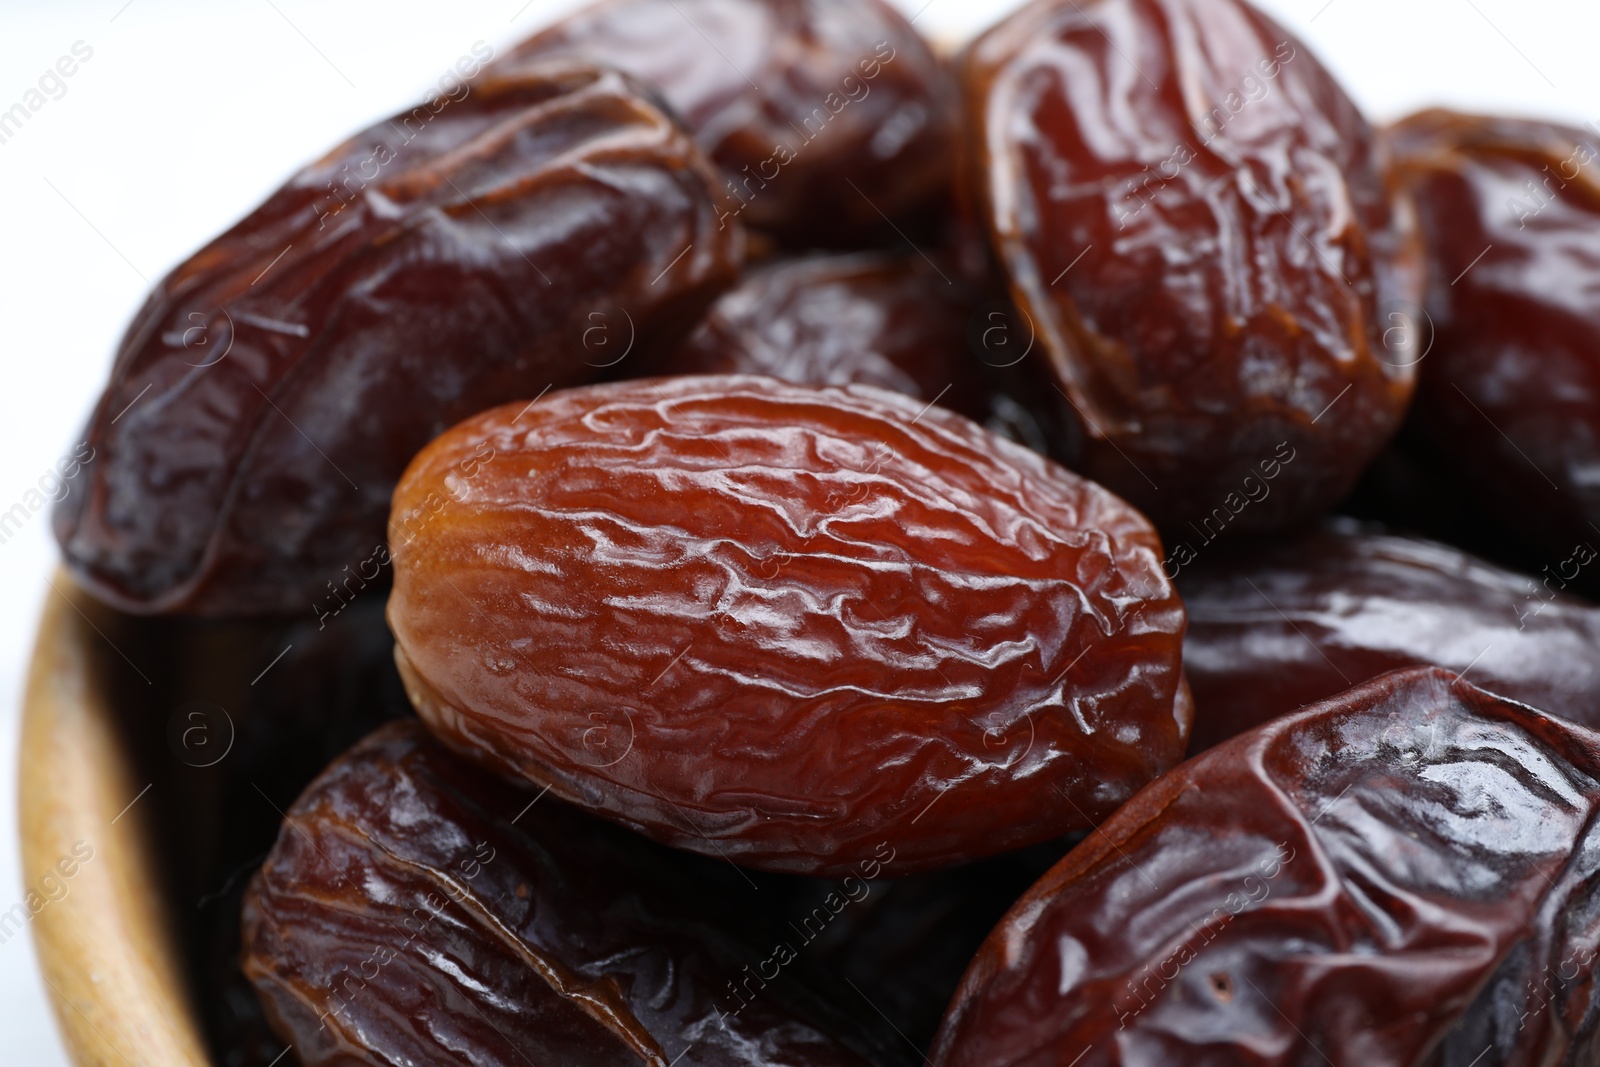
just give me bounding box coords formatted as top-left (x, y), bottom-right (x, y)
top-left (56, 0), bottom-right (1600, 1063)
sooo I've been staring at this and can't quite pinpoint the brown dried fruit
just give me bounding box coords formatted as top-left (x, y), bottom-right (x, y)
top-left (387, 374), bottom-right (1190, 875)
top-left (957, 0), bottom-right (1420, 534)
top-left (499, 0), bottom-right (957, 246)
top-left (242, 720), bottom-right (902, 1066)
top-left (1180, 520), bottom-right (1600, 750)
top-left (932, 666), bottom-right (1600, 1066)
top-left (647, 252), bottom-right (987, 419)
top-left (55, 59), bottom-right (740, 616)
top-left (1389, 109), bottom-right (1600, 569)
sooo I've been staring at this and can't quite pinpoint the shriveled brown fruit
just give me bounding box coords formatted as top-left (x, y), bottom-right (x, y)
top-left (387, 375), bottom-right (1190, 876)
top-left (646, 252), bottom-right (987, 419)
top-left (957, 0), bottom-right (1420, 535)
top-left (497, 0), bottom-right (957, 247)
top-left (1180, 520), bottom-right (1600, 751)
top-left (932, 666), bottom-right (1600, 1066)
top-left (242, 720), bottom-right (904, 1067)
top-left (1389, 109), bottom-right (1600, 572)
top-left (56, 59), bottom-right (740, 617)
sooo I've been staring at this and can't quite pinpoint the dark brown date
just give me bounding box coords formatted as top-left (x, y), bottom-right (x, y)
top-left (243, 720), bottom-right (903, 1066)
top-left (932, 666), bottom-right (1600, 1066)
top-left (500, 0), bottom-right (956, 246)
top-left (55, 59), bottom-right (740, 617)
top-left (1389, 110), bottom-right (1600, 568)
top-left (387, 374), bottom-right (1190, 875)
top-left (647, 252), bottom-right (987, 419)
top-left (1180, 520), bottom-right (1600, 750)
top-left (957, 0), bottom-right (1420, 534)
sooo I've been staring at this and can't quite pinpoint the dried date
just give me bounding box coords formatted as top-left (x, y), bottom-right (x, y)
top-left (1389, 110), bottom-right (1600, 567)
top-left (957, 0), bottom-right (1420, 534)
top-left (499, 0), bottom-right (956, 246)
top-left (646, 252), bottom-right (987, 419)
top-left (242, 720), bottom-right (901, 1066)
top-left (932, 666), bottom-right (1600, 1066)
top-left (1181, 520), bottom-right (1600, 750)
top-left (55, 59), bottom-right (740, 616)
top-left (386, 374), bottom-right (1190, 875)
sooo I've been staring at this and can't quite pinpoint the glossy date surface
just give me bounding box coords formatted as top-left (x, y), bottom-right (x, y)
top-left (647, 252), bottom-right (986, 418)
top-left (242, 720), bottom-right (900, 1067)
top-left (932, 666), bottom-right (1600, 1066)
top-left (1181, 520), bottom-right (1600, 750)
top-left (386, 374), bottom-right (1190, 875)
top-left (55, 60), bottom-right (739, 617)
top-left (958, 0), bottom-right (1419, 534)
top-left (1390, 109), bottom-right (1600, 564)
top-left (501, 0), bottom-right (956, 246)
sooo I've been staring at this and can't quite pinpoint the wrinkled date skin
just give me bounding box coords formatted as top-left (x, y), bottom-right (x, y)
top-left (646, 252), bottom-right (987, 419)
top-left (499, 0), bottom-right (956, 246)
top-left (1390, 110), bottom-right (1600, 565)
top-left (932, 666), bottom-right (1600, 1066)
top-left (55, 60), bottom-right (740, 617)
top-left (387, 375), bottom-right (1190, 875)
top-left (243, 720), bottom-right (902, 1066)
top-left (957, 0), bottom-right (1420, 534)
top-left (1181, 521), bottom-right (1600, 750)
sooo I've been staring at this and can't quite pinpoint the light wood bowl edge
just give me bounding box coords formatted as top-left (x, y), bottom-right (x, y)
top-left (19, 570), bottom-right (211, 1067)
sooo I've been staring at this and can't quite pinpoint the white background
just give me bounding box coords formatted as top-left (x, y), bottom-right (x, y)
top-left (0, 0), bottom-right (1594, 1059)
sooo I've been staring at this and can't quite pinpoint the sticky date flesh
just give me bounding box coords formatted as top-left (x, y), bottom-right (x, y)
top-left (959, 0), bottom-right (1420, 533)
top-left (932, 666), bottom-right (1600, 1066)
top-left (55, 60), bottom-right (739, 616)
top-left (646, 252), bottom-right (987, 419)
top-left (1180, 520), bottom-right (1600, 750)
top-left (1390, 110), bottom-right (1600, 565)
top-left (387, 375), bottom-right (1190, 875)
top-left (500, 0), bottom-right (956, 246)
top-left (242, 720), bottom-right (902, 1066)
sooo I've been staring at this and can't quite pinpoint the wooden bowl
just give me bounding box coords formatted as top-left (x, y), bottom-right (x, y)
top-left (20, 572), bottom-right (211, 1067)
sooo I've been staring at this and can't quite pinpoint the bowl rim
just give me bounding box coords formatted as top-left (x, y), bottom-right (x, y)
top-left (19, 570), bottom-right (212, 1067)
